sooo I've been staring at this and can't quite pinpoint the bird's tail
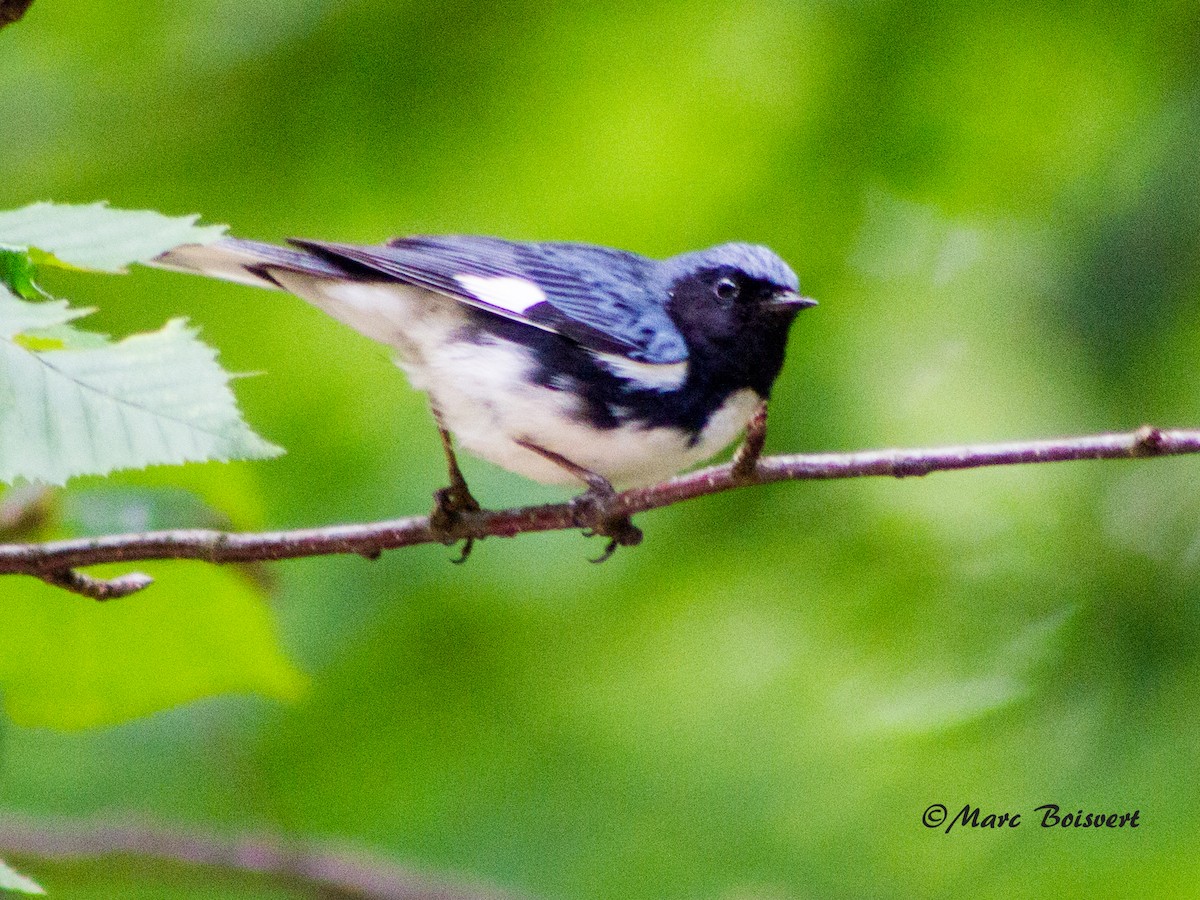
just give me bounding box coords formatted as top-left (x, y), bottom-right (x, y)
top-left (150, 237), bottom-right (347, 291)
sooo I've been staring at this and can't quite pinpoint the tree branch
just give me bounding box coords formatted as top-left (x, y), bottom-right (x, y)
top-left (3, 425), bottom-right (1198, 599)
top-left (0, 817), bottom-right (516, 900)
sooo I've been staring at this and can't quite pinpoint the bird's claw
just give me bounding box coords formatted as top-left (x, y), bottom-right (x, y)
top-left (430, 482), bottom-right (482, 564)
top-left (570, 482), bottom-right (643, 563)
top-left (514, 438), bottom-right (644, 561)
top-left (429, 421), bottom-right (484, 563)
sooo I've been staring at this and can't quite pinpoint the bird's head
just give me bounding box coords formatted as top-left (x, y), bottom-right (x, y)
top-left (660, 243), bottom-right (815, 395)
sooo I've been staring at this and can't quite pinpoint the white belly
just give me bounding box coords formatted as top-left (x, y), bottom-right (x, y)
top-left (268, 272), bottom-right (758, 487)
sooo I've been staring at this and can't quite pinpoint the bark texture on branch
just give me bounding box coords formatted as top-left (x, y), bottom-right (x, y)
top-left (3, 426), bottom-right (1197, 599)
top-left (0, 817), bottom-right (516, 900)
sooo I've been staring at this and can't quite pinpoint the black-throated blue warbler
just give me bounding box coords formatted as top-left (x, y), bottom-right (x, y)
top-left (155, 234), bottom-right (815, 557)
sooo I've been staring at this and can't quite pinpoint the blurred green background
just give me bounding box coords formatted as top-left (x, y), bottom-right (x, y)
top-left (3, 0), bottom-right (1200, 897)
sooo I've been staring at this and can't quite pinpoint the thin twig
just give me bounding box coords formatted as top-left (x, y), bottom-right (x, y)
top-left (3, 425), bottom-right (1198, 599)
top-left (0, 817), bottom-right (516, 900)
top-left (37, 567), bottom-right (154, 601)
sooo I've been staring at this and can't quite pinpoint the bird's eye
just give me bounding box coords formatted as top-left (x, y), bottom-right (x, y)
top-left (713, 277), bottom-right (740, 301)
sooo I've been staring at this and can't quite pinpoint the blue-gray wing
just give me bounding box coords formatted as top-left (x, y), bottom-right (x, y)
top-left (288, 235), bottom-right (689, 364)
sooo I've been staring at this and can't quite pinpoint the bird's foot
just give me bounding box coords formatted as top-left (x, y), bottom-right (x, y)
top-left (569, 480), bottom-right (643, 563)
top-left (429, 419), bottom-right (483, 563)
top-left (429, 477), bottom-right (482, 564)
top-left (515, 439), bottom-right (643, 562)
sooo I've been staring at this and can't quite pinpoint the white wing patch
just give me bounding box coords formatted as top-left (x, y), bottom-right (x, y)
top-left (455, 274), bottom-right (547, 314)
top-left (593, 352), bottom-right (688, 392)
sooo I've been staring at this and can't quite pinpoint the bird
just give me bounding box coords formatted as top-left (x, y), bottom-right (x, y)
top-left (153, 233), bottom-right (816, 559)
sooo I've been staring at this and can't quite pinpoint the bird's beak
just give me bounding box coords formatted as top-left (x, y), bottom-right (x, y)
top-left (762, 291), bottom-right (818, 313)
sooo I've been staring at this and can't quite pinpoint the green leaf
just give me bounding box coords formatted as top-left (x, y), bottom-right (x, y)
top-left (0, 204), bottom-right (275, 484)
top-left (0, 202), bottom-right (226, 273)
top-left (0, 285), bottom-right (281, 485)
top-left (0, 286), bottom-right (87, 338)
top-left (0, 248), bottom-right (47, 300)
top-left (0, 859), bottom-right (43, 896)
top-left (0, 561), bottom-right (307, 729)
